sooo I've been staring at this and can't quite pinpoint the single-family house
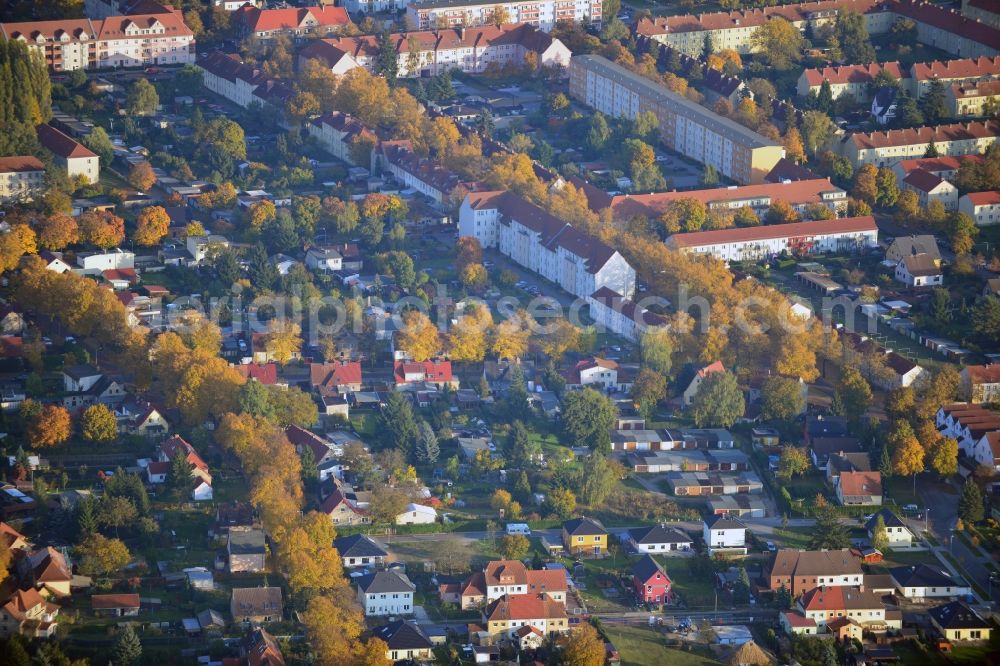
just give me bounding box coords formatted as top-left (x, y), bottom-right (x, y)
top-left (835, 471), bottom-right (882, 506)
top-left (703, 515), bottom-right (748, 556)
top-left (809, 437), bottom-right (863, 470)
top-left (632, 554), bottom-right (672, 605)
top-left (624, 524), bottom-right (693, 554)
top-left (91, 593), bottom-right (140, 617)
top-left (228, 526), bottom-right (267, 573)
top-left (230, 587), bottom-right (283, 625)
top-left (561, 516), bottom-right (608, 556)
top-left (356, 571), bottom-right (415, 616)
top-left (240, 626), bottom-right (286, 666)
top-left (305, 246), bottom-right (344, 272)
top-left (319, 488), bottom-right (369, 526)
top-left (682, 361), bottom-right (725, 406)
top-left (895, 253), bottom-right (943, 287)
top-left (961, 365), bottom-right (1000, 404)
top-left (18, 547), bottom-right (72, 598)
top-left (563, 357), bottom-right (622, 392)
top-left (865, 509), bottom-right (914, 547)
top-left (158, 435), bottom-right (213, 501)
top-left (0, 588), bottom-right (59, 638)
top-left (769, 549), bottom-right (864, 597)
top-left (396, 503), bottom-right (436, 525)
top-left (393, 359), bottom-right (459, 390)
top-left (891, 564), bottom-right (971, 600)
top-left (928, 600), bottom-right (992, 642)
top-left (372, 620), bottom-right (434, 663)
top-left (482, 593), bottom-right (569, 639)
top-left (334, 533), bottom-right (388, 569)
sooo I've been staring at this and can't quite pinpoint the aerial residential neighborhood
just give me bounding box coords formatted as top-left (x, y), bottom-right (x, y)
top-left (0, 0), bottom-right (998, 664)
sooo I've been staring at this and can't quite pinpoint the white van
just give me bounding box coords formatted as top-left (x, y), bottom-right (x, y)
top-left (506, 523), bottom-right (531, 536)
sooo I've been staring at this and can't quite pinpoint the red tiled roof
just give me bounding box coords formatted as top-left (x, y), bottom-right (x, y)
top-left (803, 62), bottom-right (908, 87)
top-left (236, 5), bottom-right (349, 33)
top-left (952, 80), bottom-right (1000, 99)
top-left (668, 216), bottom-right (877, 248)
top-left (319, 488), bottom-right (364, 516)
top-left (800, 585), bottom-right (883, 611)
top-left (394, 359), bottom-right (453, 384)
top-left (849, 119), bottom-right (1000, 150)
top-left (889, 0), bottom-right (1000, 49)
top-left (235, 362), bottom-right (279, 385)
top-left (897, 155), bottom-right (983, 175)
top-left (147, 461), bottom-right (170, 475)
top-left (36, 124), bottom-right (97, 160)
top-left (309, 361), bottom-right (362, 388)
top-left (609, 179), bottom-right (844, 218)
top-left (963, 191), bottom-right (1000, 206)
top-left (102, 268), bottom-right (138, 282)
top-left (160, 435), bottom-right (208, 472)
top-left (902, 168), bottom-right (946, 193)
top-left (95, 12), bottom-right (192, 39)
top-left (635, 0), bottom-right (883, 36)
top-left (0, 156), bottom-right (44, 173)
top-left (0, 337), bottom-right (23, 358)
top-left (910, 56), bottom-right (1000, 81)
top-left (965, 365), bottom-right (1000, 384)
top-left (697, 360), bottom-right (725, 378)
top-left (3, 588), bottom-right (49, 620)
top-left (838, 471), bottom-right (882, 498)
top-left (30, 547), bottom-right (71, 583)
top-left (284, 425), bottom-right (329, 461)
top-left (484, 593), bottom-right (567, 622)
top-left (91, 593), bottom-right (140, 610)
top-left (782, 611), bottom-right (817, 627)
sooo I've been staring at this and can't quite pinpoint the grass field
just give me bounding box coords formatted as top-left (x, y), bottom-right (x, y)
top-left (603, 625), bottom-right (722, 666)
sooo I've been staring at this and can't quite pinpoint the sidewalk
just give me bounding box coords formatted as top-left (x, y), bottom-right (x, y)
top-left (928, 545), bottom-right (986, 605)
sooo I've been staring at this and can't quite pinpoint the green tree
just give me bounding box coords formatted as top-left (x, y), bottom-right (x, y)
top-left (809, 506), bottom-right (850, 550)
top-left (561, 388), bottom-right (617, 453)
top-left (631, 368), bottom-right (667, 418)
top-left (76, 494), bottom-right (98, 537)
top-left (375, 31), bottom-right (399, 83)
top-left (238, 378), bottom-right (273, 419)
top-left (835, 11), bottom-right (876, 64)
top-left (80, 403), bottom-right (117, 442)
top-left (168, 451), bottom-right (195, 501)
top-left (83, 126), bottom-right (114, 166)
top-left (893, 93), bottom-right (923, 128)
top-left (379, 391), bottom-right (419, 456)
top-left (690, 371), bottom-right (745, 428)
top-left (509, 420), bottom-right (540, 468)
top-left (816, 80), bottom-right (833, 113)
top-left (776, 583), bottom-right (792, 609)
top-left (111, 623), bottom-right (142, 666)
top-left (513, 470), bottom-right (532, 503)
top-left (126, 78), bottom-right (159, 116)
top-left (921, 79), bottom-right (948, 124)
top-left (958, 477), bottom-right (984, 524)
top-left (415, 420), bottom-right (440, 465)
top-left (777, 446), bottom-right (810, 481)
top-left (924, 139), bottom-right (939, 157)
top-left (640, 327), bottom-right (673, 375)
top-left (761, 376), bottom-right (805, 421)
top-left (578, 454), bottom-right (617, 505)
top-left (800, 110), bottom-right (835, 157)
top-left (870, 514), bottom-right (889, 552)
top-left (875, 167), bottom-right (899, 208)
top-left (973, 296), bottom-right (1000, 341)
top-left (585, 112), bottom-right (611, 155)
top-left (832, 367), bottom-right (872, 423)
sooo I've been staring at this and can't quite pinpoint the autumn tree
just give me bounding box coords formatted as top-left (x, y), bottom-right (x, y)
top-left (545, 486), bottom-right (577, 519)
top-left (27, 404), bottom-right (72, 448)
top-left (631, 368), bottom-right (667, 418)
top-left (761, 376), bottom-right (805, 421)
top-left (128, 162), bottom-right (156, 192)
top-left (0, 224), bottom-right (37, 273)
top-left (870, 514), bottom-right (889, 552)
top-left (265, 320), bottom-right (302, 365)
top-left (831, 367), bottom-right (872, 422)
top-left (397, 310), bottom-right (440, 362)
top-left (79, 210), bottom-right (125, 249)
top-left (76, 533), bottom-right (130, 575)
top-left (81, 404), bottom-right (117, 443)
top-left (928, 437), bottom-right (958, 477)
top-left (690, 371), bottom-right (744, 428)
top-left (777, 446), bottom-right (810, 481)
top-left (447, 304), bottom-right (491, 362)
top-left (892, 429), bottom-right (925, 488)
top-left (491, 312), bottom-right (531, 360)
top-left (751, 18), bottom-right (804, 69)
top-left (784, 126), bottom-right (806, 163)
top-left (500, 533), bottom-right (530, 560)
top-left (35, 213), bottom-right (79, 250)
top-left (134, 205), bottom-right (170, 246)
top-left (301, 592), bottom-right (366, 666)
top-left (247, 199), bottom-right (277, 234)
top-left (640, 327), bottom-right (673, 375)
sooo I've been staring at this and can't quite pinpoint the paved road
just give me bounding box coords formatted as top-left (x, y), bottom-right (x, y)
top-left (426, 608), bottom-right (779, 630)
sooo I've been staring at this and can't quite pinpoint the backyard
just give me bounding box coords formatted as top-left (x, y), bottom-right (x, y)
top-left (603, 624), bottom-right (722, 666)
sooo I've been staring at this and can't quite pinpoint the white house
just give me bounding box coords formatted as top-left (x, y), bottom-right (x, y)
top-left (187, 235), bottom-right (229, 263)
top-left (307, 112), bottom-right (374, 167)
top-left (702, 515), bottom-right (747, 556)
top-left (63, 365), bottom-right (103, 393)
top-left (192, 479), bottom-right (213, 502)
top-left (36, 124), bottom-right (100, 185)
top-left (865, 509), bottom-right (914, 547)
top-left (625, 524), bottom-right (693, 554)
top-left (459, 191), bottom-right (635, 301)
top-left (395, 503), bottom-right (437, 525)
top-left (356, 571), bottom-right (415, 617)
top-left (958, 191), bottom-right (1000, 226)
top-left (894, 253), bottom-right (942, 287)
top-left (682, 361), bottom-right (725, 406)
top-left (76, 249), bottom-right (135, 275)
top-left (564, 357), bottom-right (620, 391)
top-left (900, 169), bottom-right (959, 211)
top-left (305, 247), bottom-right (343, 272)
top-left (405, 0), bottom-right (602, 31)
top-left (971, 432), bottom-right (1000, 472)
top-left (587, 287), bottom-right (669, 342)
top-left (891, 564), bottom-right (972, 600)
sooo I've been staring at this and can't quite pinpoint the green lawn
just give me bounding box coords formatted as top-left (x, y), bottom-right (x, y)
top-left (604, 624), bottom-right (722, 666)
top-left (657, 556), bottom-right (717, 609)
top-left (770, 527), bottom-right (813, 550)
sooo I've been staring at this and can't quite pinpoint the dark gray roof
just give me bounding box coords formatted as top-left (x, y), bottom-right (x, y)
top-left (632, 554), bottom-right (668, 582)
top-left (628, 524), bottom-right (691, 545)
top-left (928, 600), bottom-right (989, 630)
top-left (705, 514), bottom-right (746, 530)
top-left (865, 508), bottom-right (907, 532)
top-left (891, 564), bottom-right (962, 588)
top-left (228, 527), bottom-right (266, 555)
top-left (357, 570), bottom-right (414, 594)
top-left (563, 516), bottom-right (607, 536)
top-left (63, 364), bottom-right (100, 381)
top-left (372, 620), bottom-right (433, 650)
top-left (334, 533), bottom-right (388, 559)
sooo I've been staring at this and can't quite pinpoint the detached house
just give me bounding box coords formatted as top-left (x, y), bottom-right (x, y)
top-left (561, 517), bottom-right (608, 557)
top-left (393, 360), bottom-right (458, 390)
top-left (158, 435), bottom-right (213, 501)
top-left (0, 588), bottom-right (59, 638)
top-left (563, 357), bottom-right (623, 392)
top-left (682, 361), bottom-right (725, 406)
top-left (231, 587), bottom-right (282, 626)
top-left (894, 253), bottom-right (943, 287)
top-left (18, 547), bottom-right (72, 598)
top-left (890, 564), bottom-right (971, 600)
top-left (928, 600), bottom-right (992, 642)
top-left (835, 471), bottom-right (882, 507)
top-left (334, 534), bottom-right (388, 569)
top-left (373, 620), bottom-right (434, 663)
top-left (703, 515), bottom-right (747, 556)
top-left (624, 524), bottom-right (693, 554)
top-left (319, 488), bottom-right (368, 526)
top-left (632, 554), bottom-right (672, 605)
top-left (865, 509), bottom-right (914, 548)
top-left (356, 571), bottom-right (415, 617)
top-left (310, 361), bottom-right (362, 394)
top-left (227, 526), bottom-right (267, 574)
top-left (36, 124), bottom-right (99, 185)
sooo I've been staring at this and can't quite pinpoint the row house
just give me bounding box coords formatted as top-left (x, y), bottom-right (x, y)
top-left (375, 141), bottom-right (467, 205)
top-left (611, 428), bottom-right (683, 453)
top-left (798, 56), bottom-right (1000, 100)
top-left (602, 178), bottom-right (849, 220)
top-left (890, 0), bottom-right (1000, 60)
top-left (587, 287), bottom-right (668, 342)
top-left (0, 157), bottom-right (45, 204)
top-left (297, 24), bottom-right (571, 79)
top-left (406, 0), bottom-right (603, 32)
top-left (839, 119), bottom-right (1000, 169)
top-left (781, 585), bottom-right (900, 636)
top-left (459, 191), bottom-right (636, 301)
top-left (768, 549), bottom-right (864, 597)
top-left (936, 403), bottom-right (1000, 458)
top-left (960, 365), bottom-right (1000, 404)
top-left (664, 470), bottom-right (763, 496)
top-left (306, 112), bottom-right (376, 169)
top-left (948, 79), bottom-right (1000, 117)
top-left (899, 168), bottom-right (958, 211)
top-left (0, 11), bottom-right (195, 71)
top-left (233, 5), bottom-right (350, 41)
top-left (195, 51), bottom-right (295, 116)
top-left (970, 431), bottom-right (1000, 473)
top-left (452, 560), bottom-right (568, 610)
top-left (665, 216), bottom-right (879, 263)
top-left (958, 190), bottom-right (1000, 226)
top-left (569, 55), bottom-right (784, 184)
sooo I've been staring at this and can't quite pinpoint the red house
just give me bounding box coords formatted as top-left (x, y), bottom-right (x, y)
top-left (632, 554), bottom-right (671, 605)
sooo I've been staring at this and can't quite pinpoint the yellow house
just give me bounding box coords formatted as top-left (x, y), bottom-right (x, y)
top-left (561, 517), bottom-right (608, 556)
top-left (929, 601), bottom-right (992, 642)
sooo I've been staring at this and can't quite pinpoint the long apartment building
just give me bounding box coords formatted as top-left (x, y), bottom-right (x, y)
top-left (376, 140), bottom-right (468, 205)
top-left (298, 23), bottom-right (570, 79)
top-left (458, 191), bottom-right (635, 301)
top-left (306, 112), bottom-right (376, 168)
top-left (0, 157), bottom-right (46, 204)
top-left (405, 0), bottom-right (603, 32)
top-left (665, 216), bottom-right (878, 262)
top-left (233, 5), bottom-right (351, 41)
top-left (601, 178), bottom-right (848, 220)
top-left (0, 11), bottom-right (195, 71)
top-left (962, 0), bottom-right (1000, 28)
top-left (196, 51), bottom-right (295, 111)
top-left (839, 119), bottom-right (1000, 168)
top-left (569, 55), bottom-right (784, 184)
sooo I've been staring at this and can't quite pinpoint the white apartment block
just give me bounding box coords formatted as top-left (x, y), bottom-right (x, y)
top-left (196, 51), bottom-right (295, 112)
top-left (0, 12), bottom-right (195, 72)
top-left (569, 55), bottom-right (783, 184)
top-left (959, 191), bottom-right (1000, 226)
top-left (307, 112), bottom-right (374, 168)
top-left (588, 288), bottom-right (668, 342)
top-left (459, 191), bottom-right (635, 301)
top-left (406, 0), bottom-right (602, 32)
top-left (666, 216), bottom-right (878, 263)
top-left (840, 120), bottom-right (1000, 169)
top-left (298, 23), bottom-right (570, 79)
top-left (36, 124), bottom-right (100, 185)
top-left (0, 157), bottom-right (46, 203)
